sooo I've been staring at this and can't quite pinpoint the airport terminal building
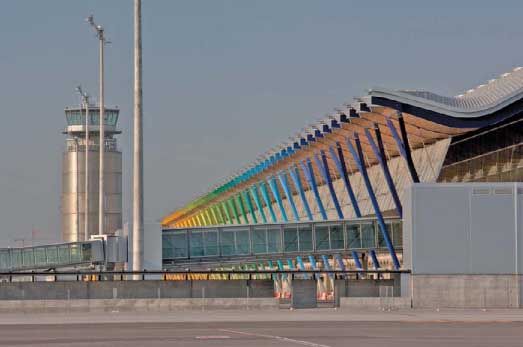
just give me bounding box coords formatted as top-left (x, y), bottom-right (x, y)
top-left (160, 67), bottom-right (523, 306)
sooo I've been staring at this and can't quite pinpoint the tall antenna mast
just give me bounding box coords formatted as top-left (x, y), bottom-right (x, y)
top-left (86, 14), bottom-right (109, 235)
top-left (76, 86), bottom-right (90, 241)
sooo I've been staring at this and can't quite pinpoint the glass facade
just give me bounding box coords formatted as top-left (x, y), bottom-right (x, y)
top-left (162, 218), bottom-right (402, 260)
top-left (0, 241), bottom-right (100, 271)
top-left (65, 109), bottom-right (119, 127)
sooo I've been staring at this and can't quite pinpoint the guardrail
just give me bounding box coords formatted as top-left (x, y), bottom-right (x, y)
top-left (0, 269), bottom-right (410, 282)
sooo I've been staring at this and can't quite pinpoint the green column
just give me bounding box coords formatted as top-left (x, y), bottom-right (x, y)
top-left (229, 199), bottom-right (241, 224)
top-left (236, 194), bottom-right (249, 224)
top-left (221, 202), bottom-right (232, 224)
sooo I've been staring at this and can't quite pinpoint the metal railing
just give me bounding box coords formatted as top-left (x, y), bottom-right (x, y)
top-left (0, 269), bottom-right (410, 283)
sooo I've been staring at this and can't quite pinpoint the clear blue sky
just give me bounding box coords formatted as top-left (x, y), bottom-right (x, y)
top-left (0, 0), bottom-right (522, 246)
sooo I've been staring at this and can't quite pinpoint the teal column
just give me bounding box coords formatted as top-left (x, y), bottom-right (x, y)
top-left (250, 185), bottom-right (267, 223)
top-left (229, 198), bottom-right (241, 224)
top-left (268, 175), bottom-right (288, 222)
top-left (259, 182), bottom-right (277, 223)
top-left (277, 170), bottom-right (299, 221)
top-left (242, 190), bottom-right (258, 224)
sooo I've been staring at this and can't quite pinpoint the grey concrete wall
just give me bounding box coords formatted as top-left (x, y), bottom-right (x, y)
top-left (411, 275), bottom-right (522, 308)
top-left (0, 298), bottom-right (280, 313)
top-left (0, 280), bottom-right (274, 301)
top-left (334, 279), bottom-right (399, 298)
top-left (292, 280), bottom-right (317, 309)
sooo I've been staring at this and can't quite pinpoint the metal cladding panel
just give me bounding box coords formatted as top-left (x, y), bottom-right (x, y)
top-left (61, 150), bottom-right (122, 242)
top-left (406, 183), bottom-right (523, 275)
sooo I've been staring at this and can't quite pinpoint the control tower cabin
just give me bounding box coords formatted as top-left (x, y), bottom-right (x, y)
top-left (61, 105), bottom-right (122, 242)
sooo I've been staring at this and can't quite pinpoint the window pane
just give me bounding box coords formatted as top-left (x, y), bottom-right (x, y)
top-left (190, 231), bottom-right (204, 257)
top-left (34, 248), bottom-right (47, 266)
top-left (70, 245), bottom-right (81, 262)
top-left (58, 246), bottom-right (69, 263)
top-left (253, 228), bottom-right (267, 254)
top-left (81, 244), bottom-right (92, 261)
top-left (221, 230), bottom-right (235, 256)
top-left (23, 249), bottom-right (34, 267)
top-left (0, 250), bottom-right (9, 269)
top-left (162, 234), bottom-right (174, 259)
top-left (377, 223), bottom-right (390, 248)
top-left (283, 226), bottom-right (298, 252)
top-left (298, 225), bottom-right (313, 251)
top-left (329, 224), bottom-right (344, 249)
top-left (392, 222), bottom-right (403, 247)
top-left (315, 225), bottom-right (330, 250)
top-left (173, 231), bottom-right (188, 258)
top-left (46, 246), bottom-right (58, 264)
top-left (11, 250), bottom-right (22, 268)
top-left (267, 227), bottom-right (282, 253)
top-left (235, 229), bottom-right (250, 255)
top-left (346, 224), bottom-right (361, 249)
top-left (204, 230), bottom-right (218, 256)
top-left (361, 223), bottom-right (376, 248)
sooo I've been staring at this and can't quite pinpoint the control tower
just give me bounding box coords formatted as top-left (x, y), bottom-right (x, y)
top-left (61, 105), bottom-right (122, 242)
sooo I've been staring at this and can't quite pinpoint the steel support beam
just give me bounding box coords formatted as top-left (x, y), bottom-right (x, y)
top-left (329, 144), bottom-right (362, 218)
top-left (229, 198), bottom-right (241, 224)
top-left (351, 250), bottom-right (363, 269)
top-left (288, 164), bottom-right (313, 221)
top-left (278, 171), bottom-right (299, 221)
top-left (314, 151), bottom-right (343, 219)
top-left (346, 134), bottom-right (401, 270)
top-left (296, 255), bottom-right (308, 279)
top-left (242, 190), bottom-right (258, 224)
top-left (301, 159), bottom-right (327, 220)
top-left (268, 175), bottom-right (288, 222)
top-left (236, 194), bottom-right (249, 224)
top-left (369, 249), bottom-right (380, 269)
top-left (249, 185), bottom-right (267, 223)
top-left (259, 182), bottom-right (277, 223)
top-left (386, 117), bottom-right (419, 183)
top-left (364, 127), bottom-right (402, 217)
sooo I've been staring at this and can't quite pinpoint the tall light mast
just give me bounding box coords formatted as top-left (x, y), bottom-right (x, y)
top-left (76, 86), bottom-right (90, 240)
top-left (133, 0), bottom-right (144, 271)
top-left (86, 15), bottom-right (109, 235)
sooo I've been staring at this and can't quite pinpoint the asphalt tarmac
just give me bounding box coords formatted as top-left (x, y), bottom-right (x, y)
top-left (0, 310), bottom-right (522, 347)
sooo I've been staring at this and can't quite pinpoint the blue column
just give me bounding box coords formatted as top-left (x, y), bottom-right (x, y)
top-left (268, 175), bottom-right (288, 222)
top-left (308, 255), bottom-right (320, 280)
top-left (369, 249), bottom-right (380, 269)
top-left (288, 165), bottom-right (313, 221)
top-left (335, 254), bottom-right (347, 279)
top-left (250, 185), bottom-right (267, 224)
top-left (346, 134), bottom-right (401, 270)
top-left (277, 259), bottom-right (287, 280)
top-left (351, 250), bottom-right (363, 269)
top-left (296, 255), bottom-right (308, 279)
top-left (397, 114), bottom-right (420, 183)
top-left (301, 159), bottom-right (327, 220)
top-left (329, 144), bottom-right (361, 218)
top-left (314, 150), bottom-right (343, 219)
top-left (277, 171), bottom-right (299, 221)
top-left (259, 182), bottom-right (277, 223)
top-left (242, 190), bottom-right (258, 224)
top-left (386, 117), bottom-right (419, 183)
top-left (321, 255), bottom-right (334, 279)
top-left (364, 127), bottom-right (402, 217)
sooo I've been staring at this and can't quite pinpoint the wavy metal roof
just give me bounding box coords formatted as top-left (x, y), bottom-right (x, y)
top-left (369, 66), bottom-right (523, 118)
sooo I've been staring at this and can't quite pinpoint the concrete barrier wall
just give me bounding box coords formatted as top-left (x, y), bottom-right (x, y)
top-left (0, 280), bottom-right (274, 301)
top-left (0, 298), bottom-right (280, 313)
top-left (411, 275), bottom-right (523, 308)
